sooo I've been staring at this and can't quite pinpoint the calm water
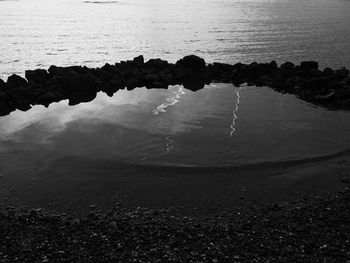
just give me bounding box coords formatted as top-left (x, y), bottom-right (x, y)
top-left (1, 0), bottom-right (350, 79)
top-left (1, 84), bottom-right (350, 169)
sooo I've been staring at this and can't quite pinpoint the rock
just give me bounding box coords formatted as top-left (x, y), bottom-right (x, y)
top-left (280, 61), bottom-right (295, 71)
top-left (300, 61), bottom-right (319, 71)
top-left (133, 55), bottom-right (144, 66)
top-left (306, 76), bottom-right (332, 91)
top-left (183, 78), bottom-right (205, 91)
top-left (25, 69), bottom-right (48, 83)
top-left (68, 91), bottom-right (97, 106)
top-left (6, 74), bottom-right (28, 89)
top-left (145, 58), bottom-right (169, 69)
top-left (323, 67), bottom-right (334, 76)
top-left (0, 91), bottom-right (7, 101)
top-left (126, 77), bottom-right (139, 89)
top-left (62, 71), bottom-right (97, 93)
top-left (0, 79), bottom-right (5, 90)
top-left (36, 91), bottom-right (64, 107)
top-left (0, 97), bottom-right (14, 116)
top-left (176, 55), bottom-right (206, 70)
top-left (145, 74), bottom-right (159, 84)
top-left (334, 68), bottom-right (349, 79)
top-left (146, 80), bottom-right (167, 89)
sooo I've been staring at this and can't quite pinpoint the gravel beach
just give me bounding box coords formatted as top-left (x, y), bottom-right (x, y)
top-left (1, 180), bottom-right (350, 263)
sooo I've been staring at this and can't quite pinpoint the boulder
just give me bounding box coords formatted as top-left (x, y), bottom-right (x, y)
top-left (146, 80), bottom-right (167, 89)
top-left (35, 91), bottom-right (64, 107)
top-left (145, 58), bottom-right (169, 69)
top-left (133, 55), bottom-right (144, 66)
top-left (323, 67), bottom-right (334, 76)
top-left (0, 79), bottom-right (5, 90)
top-left (176, 55), bottom-right (206, 70)
top-left (306, 76), bottom-right (332, 90)
top-left (25, 69), bottom-right (48, 83)
top-left (300, 61), bottom-right (318, 71)
top-left (280, 62), bottom-right (295, 71)
top-left (0, 99), bottom-right (14, 116)
top-left (68, 91), bottom-right (97, 106)
top-left (6, 74), bottom-right (28, 89)
top-left (334, 68), bottom-right (349, 79)
top-left (183, 78), bottom-right (205, 91)
top-left (62, 71), bottom-right (97, 92)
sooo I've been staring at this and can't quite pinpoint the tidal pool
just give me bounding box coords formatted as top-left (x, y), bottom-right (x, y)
top-left (1, 84), bottom-right (350, 210)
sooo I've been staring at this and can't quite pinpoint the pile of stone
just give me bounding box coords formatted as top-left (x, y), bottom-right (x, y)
top-left (1, 55), bottom-right (349, 116)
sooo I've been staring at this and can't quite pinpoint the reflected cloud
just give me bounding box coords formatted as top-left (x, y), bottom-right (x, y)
top-left (152, 86), bottom-right (186, 115)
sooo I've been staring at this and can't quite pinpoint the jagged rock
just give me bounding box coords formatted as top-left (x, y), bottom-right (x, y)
top-left (25, 69), bottom-right (48, 83)
top-left (176, 55), bottom-right (206, 70)
top-left (133, 55), bottom-right (144, 66)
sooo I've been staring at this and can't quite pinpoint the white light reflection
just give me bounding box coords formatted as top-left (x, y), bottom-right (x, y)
top-left (152, 86), bottom-right (186, 115)
top-left (230, 86), bottom-right (241, 137)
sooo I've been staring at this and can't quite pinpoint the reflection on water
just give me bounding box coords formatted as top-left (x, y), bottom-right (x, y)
top-left (152, 86), bottom-right (186, 115)
top-left (230, 86), bottom-right (241, 137)
top-left (1, 84), bottom-right (350, 170)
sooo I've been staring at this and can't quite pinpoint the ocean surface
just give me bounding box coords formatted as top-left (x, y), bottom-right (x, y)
top-left (1, 0), bottom-right (350, 79)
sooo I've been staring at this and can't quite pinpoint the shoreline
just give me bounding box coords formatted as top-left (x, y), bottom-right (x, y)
top-left (1, 150), bottom-right (350, 217)
top-left (1, 55), bottom-right (350, 117)
top-left (1, 180), bottom-right (350, 262)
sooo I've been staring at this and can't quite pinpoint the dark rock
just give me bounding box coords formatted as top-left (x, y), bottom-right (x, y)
top-left (183, 78), bottom-right (205, 91)
top-left (126, 77), bottom-right (139, 89)
top-left (0, 98), bottom-right (15, 116)
top-left (62, 71), bottom-right (97, 93)
top-left (48, 65), bottom-right (84, 76)
top-left (280, 62), bottom-right (295, 71)
top-left (6, 74), bottom-right (28, 89)
top-left (300, 61), bottom-right (319, 71)
top-left (145, 74), bottom-right (159, 84)
top-left (101, 63), bottom-right (115, 73)
top-left (334, 68), bottom-right (349, 79)
top-left (133, 55), bottom-right (144, 66)
top-left (0, 79), bottom-right (5, 90)
top-left (25, 69), bottom-right (48, 83)
top-left (68, 91), bottom-right (97, 106)
top-left (35, 91), bottom-right (64, 107)
top-left (145, 58), bottom-right (169, 69)
top-left (146, 80), bottom-right (167, 89)
top-left (306, 76), bottom-right (332, 91)
top-left (176, 55), bottom-right (206, 70)
top-left (323, 67), bottom-right (334, 76)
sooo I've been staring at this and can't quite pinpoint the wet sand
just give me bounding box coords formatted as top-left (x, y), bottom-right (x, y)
top-left (1, 150), bottom-right (350, 215)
